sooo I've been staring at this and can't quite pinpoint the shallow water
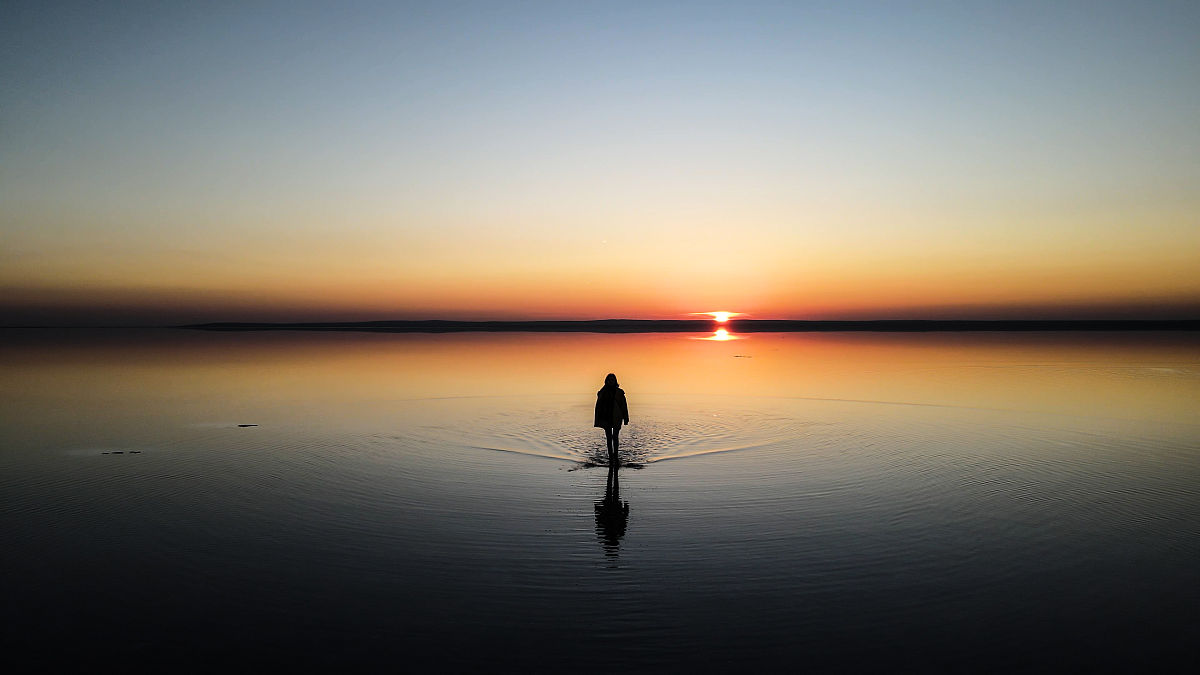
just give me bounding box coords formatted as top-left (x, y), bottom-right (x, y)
top-left (1, 329), bottom-right (1198, 670)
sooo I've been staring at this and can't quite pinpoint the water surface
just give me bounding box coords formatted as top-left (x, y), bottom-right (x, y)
top-left (2, 329), bottom-right (1197, 670)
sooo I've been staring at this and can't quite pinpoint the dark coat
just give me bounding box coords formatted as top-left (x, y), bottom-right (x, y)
top-left (594, 386), bottom-right (629, 428)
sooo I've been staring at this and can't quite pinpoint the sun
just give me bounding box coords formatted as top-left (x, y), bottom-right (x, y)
top-left (690, 311), bottom-right (744, 323)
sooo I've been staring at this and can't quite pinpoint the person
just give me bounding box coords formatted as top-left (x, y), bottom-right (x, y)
top-left (594, 373), bottom-right (629, 465)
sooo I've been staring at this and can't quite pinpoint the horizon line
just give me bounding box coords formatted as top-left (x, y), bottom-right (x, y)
top-left (173, 318), bottom-right (1200, 333)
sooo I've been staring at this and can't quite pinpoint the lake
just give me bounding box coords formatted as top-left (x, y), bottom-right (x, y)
top-left (2, 328), bottom-right (1197, 671)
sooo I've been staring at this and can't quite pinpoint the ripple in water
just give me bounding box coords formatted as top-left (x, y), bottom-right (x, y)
top-left (396, 394), bottom-right (826, 467)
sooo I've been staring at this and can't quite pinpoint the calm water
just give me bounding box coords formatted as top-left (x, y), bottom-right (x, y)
top-left (2, 329), bottom-right (1198, 670)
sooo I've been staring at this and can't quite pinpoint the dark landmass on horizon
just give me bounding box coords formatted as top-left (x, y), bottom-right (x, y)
top-left (182, 319), bottom-right (1200, 333)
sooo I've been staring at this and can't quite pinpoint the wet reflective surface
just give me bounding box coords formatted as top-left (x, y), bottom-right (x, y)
top-left (1, 329), bottom-right (1198, 669)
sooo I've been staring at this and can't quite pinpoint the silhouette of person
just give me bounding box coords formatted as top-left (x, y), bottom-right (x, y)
top-left (594, 373), bottom-right (629, 465)
top-left (594, 463), bottom-right (629, 558)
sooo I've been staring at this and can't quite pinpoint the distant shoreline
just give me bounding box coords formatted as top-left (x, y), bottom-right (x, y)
top-left (181, 319), bottom-right (1200, 333)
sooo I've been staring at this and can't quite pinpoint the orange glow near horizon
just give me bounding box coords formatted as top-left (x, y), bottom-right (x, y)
top-left (2, 214), bottom-right (1199, 325)
top-left (8, 331), bottom-right (1195, 427)
top-left (2, 274), bottom-right (1198, 325)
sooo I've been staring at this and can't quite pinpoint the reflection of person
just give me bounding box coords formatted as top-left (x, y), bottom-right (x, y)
top-left (595, 463), bottom-right (629, 557)
top-left (594, 373), bottom-right (629, 465)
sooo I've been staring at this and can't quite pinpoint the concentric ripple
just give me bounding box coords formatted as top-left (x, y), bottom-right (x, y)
top-left (392, 394), bottom-right (828, 466)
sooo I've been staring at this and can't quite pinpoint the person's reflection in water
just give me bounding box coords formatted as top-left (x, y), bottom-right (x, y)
top-left (594, 463), bottom-right (630, 559)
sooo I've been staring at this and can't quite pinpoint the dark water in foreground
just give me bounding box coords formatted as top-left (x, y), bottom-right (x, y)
top-left (1, 330), bottom-right (1198, 671)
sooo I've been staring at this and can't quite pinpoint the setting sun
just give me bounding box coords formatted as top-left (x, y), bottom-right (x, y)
top-left (692, 312), bottom-right (744, 323)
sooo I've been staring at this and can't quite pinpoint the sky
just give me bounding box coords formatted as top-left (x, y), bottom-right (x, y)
top-left (2, 0), bottom-right (1198, 324)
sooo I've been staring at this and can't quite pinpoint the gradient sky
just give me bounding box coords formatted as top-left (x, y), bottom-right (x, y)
top-left (2, 1), bottom-right (1198, 324)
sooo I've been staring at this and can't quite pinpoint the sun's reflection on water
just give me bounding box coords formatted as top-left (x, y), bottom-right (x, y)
top-left (694, 328), bottom-right (740, 341)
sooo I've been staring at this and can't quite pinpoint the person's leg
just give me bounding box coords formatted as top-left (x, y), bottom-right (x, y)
top-left (611, 425), bottom-right (621, 463)
top-left (604, 427), bottom-right (614, 458)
